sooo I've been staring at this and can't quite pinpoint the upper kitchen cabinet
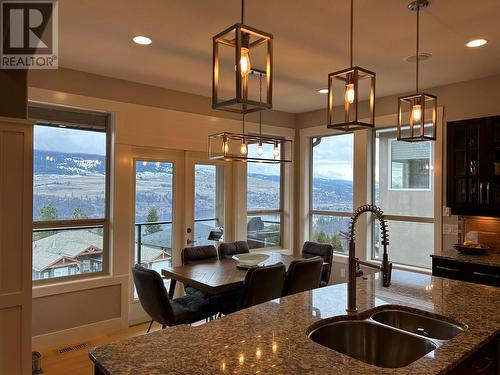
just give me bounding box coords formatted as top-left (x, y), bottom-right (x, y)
top-left (446, 116), bottom-right (500, 216)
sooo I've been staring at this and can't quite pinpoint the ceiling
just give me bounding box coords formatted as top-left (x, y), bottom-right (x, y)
top-left (58, 0), bottom-right (500, 113)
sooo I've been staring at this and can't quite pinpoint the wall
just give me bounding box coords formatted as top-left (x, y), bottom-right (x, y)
top-left (28, 72), bottom-right (295, 348)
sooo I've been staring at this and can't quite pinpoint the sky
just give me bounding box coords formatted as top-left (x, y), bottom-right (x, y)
top-left (34, 125), bottom-right (106, 155)
top-left (312, 133), bottom-right (353, 181)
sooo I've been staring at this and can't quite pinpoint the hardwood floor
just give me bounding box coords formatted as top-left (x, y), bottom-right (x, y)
top-left (37, 321), bottom-right (162, 375)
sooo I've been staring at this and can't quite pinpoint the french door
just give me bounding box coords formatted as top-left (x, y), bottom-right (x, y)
top-left (130, 150), bottom-right (230, 323)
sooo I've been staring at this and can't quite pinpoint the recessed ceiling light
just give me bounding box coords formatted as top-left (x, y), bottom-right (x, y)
top-left (317, 88), bottom-right (328, 94)
top-left (403, 52), bottom-right (432, 63)
top-left (466, 39), bottom-right (487, 48)
top-left (132, 35), bottom-right (152, 45)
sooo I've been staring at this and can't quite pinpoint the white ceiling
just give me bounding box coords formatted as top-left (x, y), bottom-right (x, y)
top-left (58, 0), bottom-right (500, 113)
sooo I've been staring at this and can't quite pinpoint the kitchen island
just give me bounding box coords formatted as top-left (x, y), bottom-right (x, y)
top-left (90, 270), bottom-right (500, 374)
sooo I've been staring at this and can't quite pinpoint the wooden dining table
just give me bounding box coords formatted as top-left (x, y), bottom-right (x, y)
top-left (161, 252), bottom-right (317, 299)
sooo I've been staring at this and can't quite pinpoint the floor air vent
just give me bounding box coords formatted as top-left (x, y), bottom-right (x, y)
top-left (57, 347), bottom-right (72, 354)
top-left (73, 342), bottom-right (89, 350)
top-left (56, 342), bottom-right (90, 355)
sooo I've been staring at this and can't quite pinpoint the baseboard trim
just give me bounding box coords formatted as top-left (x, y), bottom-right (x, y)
top-left (32, 317), bottom-right (125, 350)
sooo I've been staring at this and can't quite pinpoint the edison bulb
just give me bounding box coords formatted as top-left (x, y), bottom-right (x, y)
top-left (345, 83), bottom-right (355, 104)
top-left (240, 47), bottom-right (251, 77)
top-left (240, 140), bottom-right (248, 155)
top-left (222, 138), bottom-right (229, 154)
top-left (257, 142), bottom-right (264, 156)
top-left (273, 143), bottom-right (279, 158)
top-left (412, 104), bottom-right (422, 122)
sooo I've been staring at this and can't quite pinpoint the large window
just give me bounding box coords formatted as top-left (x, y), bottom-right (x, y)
top-left (374, 127), bottom-right (435, 269)
top-left (32, 108), bottom-right (109, 281)
top-left (310, 134), bottom-right (354, 254)
top-left (247, 143), bottom-right (282, 249)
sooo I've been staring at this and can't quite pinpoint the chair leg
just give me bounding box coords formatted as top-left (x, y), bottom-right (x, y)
top-left (162, 324), bottom-right (166, 329)
top-left (147, 320), bottom-right (154, 333)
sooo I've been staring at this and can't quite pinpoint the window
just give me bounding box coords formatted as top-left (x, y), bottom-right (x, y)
top-left (32, 106), bottom-right (109, 281)
top-left (374, 127), bottom-right (435, 269)
top-left (310, 134), bottom-right (354, 254)
top-left (247, 143), bottom-right (282, 249)
top-left (389, 140), bottom-right (431, 190)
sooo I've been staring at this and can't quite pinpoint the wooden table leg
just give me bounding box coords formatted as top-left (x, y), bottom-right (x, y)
top-left (168, 279), bottom-right (176, 299)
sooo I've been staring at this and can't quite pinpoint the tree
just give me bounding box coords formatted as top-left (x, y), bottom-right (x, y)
top-left (40, 204), bottom-right (58, 221)
top-left (312, 230), bottom-right (344, 252)
top-left (71, 205), bottom-right (88, 220)
top-left (144, 207), bottom-right (162, 235)
top-left (35, 204), bottom-right (59, 240)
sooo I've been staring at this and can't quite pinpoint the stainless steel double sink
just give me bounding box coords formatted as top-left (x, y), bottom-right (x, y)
top-left (308, 305), bottom-right (466, 369)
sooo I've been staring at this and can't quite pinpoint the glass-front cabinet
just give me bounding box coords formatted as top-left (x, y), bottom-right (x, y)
top-left (446, 116), bottom-right (500, 216)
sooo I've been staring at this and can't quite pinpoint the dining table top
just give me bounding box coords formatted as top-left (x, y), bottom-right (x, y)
top-left (161, 252), bottom-right (313, 295)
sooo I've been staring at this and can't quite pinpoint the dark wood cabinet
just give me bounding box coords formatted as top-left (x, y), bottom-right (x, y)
top-left (446, 116), bottom-right (500, 216)
top-left (432, 257), bottom-right (500, 287)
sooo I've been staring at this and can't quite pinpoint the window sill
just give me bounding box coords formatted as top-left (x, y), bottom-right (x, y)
top-left (32, 273), bottom-right (127, 299)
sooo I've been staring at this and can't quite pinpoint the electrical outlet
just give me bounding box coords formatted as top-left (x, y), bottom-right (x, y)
top-left (442, 206), bottom-right (451, 216)
top-left (443, 224), bottom-right (458, 235)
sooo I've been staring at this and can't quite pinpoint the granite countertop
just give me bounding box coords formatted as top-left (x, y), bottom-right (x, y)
top-left (90, 270), bottom-right (500, 374)
top-left (431, 247), bottom-right (500, 267)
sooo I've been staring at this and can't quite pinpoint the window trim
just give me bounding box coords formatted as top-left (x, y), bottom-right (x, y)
top-left (309, 133), bottom-right (355, 255)
top-left (32, 106), bottom-right (111, 285)
top-left (246, 160), bottom-right (284, 250)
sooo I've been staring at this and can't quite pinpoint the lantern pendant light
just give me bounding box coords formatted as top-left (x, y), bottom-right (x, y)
top-left (212, 0), bottom-right (273, 114)
top-left (397, 0), bottom-right (437, 142)
top-left (327, 0), bottom-right (376, 131)
top-left (209, 71), bottom-right (292, 164)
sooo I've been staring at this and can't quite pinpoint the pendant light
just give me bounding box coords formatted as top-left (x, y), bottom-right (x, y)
top-left (212, 0), bottom-right (273, 114)
top-left (209, 71), bottom-right (292, 163)
top-left (397, 0), bottom-right (437, 142)
top-left (327, 0), bottom-right (376, 131)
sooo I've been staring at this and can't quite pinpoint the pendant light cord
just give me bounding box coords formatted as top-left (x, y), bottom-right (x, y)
top-left (416, 5), bottom-right (420, 93)
top-left (259, 72), bottom-right (262, 138)
top-left (241, 0), bottom-right (245, 24)
top-left (242, 114), bottom-right (245, 134)
top-left (350, 0), bottom-right (354, 67)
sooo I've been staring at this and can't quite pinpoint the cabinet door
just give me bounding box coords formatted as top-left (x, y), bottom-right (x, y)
top-left (485, 117), bottom-right (500, 210)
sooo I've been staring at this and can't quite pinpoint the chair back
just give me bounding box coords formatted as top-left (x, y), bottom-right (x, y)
top-left (282, 256), bottom-right (323, 296)
top-left (132, 265), bottom-right (174, 327)
top-left (181, 245), bottom-right (218, 265)
top-left (301, 241), bottom-right (334, 286)
top-left (218, 241), bottom-right (250, 260)
top-left (239, 263), bottom-right (286, 309)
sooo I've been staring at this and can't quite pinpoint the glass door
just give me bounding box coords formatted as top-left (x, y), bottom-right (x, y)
top-left (134, 160), bottom-right (174, 273)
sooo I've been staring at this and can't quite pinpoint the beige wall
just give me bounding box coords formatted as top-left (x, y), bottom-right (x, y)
top-left (296, 74), bottom-right (500, 128)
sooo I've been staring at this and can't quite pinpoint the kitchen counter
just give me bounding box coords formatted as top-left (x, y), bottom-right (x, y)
top-left (431, 247), bottom-right (500, 267)
top-left (90, 270), bottom-right (500, 374)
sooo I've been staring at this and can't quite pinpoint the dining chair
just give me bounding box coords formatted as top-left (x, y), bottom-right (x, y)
top-left (301, 241), bottom-right (334, 287)
top-left (218, 241), bottom-right (250, 260)
top-left (132, 265), bottom-right (211, 332)
top-left (221, 263), bottom-right (286, 315)
top-left (181, 245), bottom-right (218, 298)
top-left (282, 256), bottom-right (323, 296)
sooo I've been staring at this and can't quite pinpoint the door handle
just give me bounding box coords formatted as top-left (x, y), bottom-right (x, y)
top-left (479, 182), bottom-right (483, 204)
top-left (486, 183), bottom-right (490, 205)
top-left (186, 239), bottom-right (197, 245)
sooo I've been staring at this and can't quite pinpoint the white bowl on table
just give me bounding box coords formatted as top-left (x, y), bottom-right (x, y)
top-left (232, 253), bottom-right (270, 268)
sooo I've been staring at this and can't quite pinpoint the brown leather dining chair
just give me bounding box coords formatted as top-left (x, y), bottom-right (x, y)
top-left (220, 263), bottom-right (286, 315)
top-left (132, 265), bottom-right (211, 333)
top-left (282, 256), bottom-right (324, 296)
top-left (301, 241), bottom-right (334, 287)
top-left (181, 245), bottom-right (218, 298)
top-left (218, 241), bottom-right (250, 260)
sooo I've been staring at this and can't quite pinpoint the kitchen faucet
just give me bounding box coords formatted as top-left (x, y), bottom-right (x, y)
top-left (347, 204), bottom-right (392, 313)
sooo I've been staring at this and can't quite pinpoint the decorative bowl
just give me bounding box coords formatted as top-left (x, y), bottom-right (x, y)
top-left (453, 244), bottom-right (489, 255)
top-left (232, 253), bottom-right (269, 268)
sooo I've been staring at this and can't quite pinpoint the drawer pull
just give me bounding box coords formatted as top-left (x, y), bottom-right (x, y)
top-left (436, 265), bottom-right (460, 273)
top-left (472, 271), bottom-right (500, 279)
